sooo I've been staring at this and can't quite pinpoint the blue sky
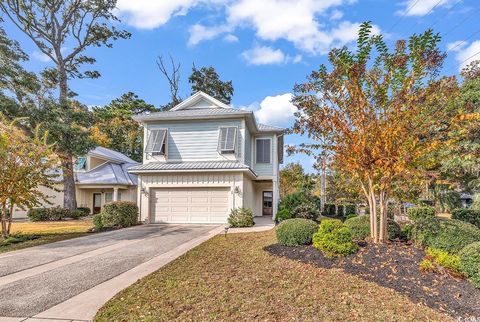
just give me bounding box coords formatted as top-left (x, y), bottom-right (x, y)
top-left (2, 0), bottom-right (479, 172)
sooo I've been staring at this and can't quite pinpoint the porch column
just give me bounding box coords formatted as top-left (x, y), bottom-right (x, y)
top-left (272, 179), bottom-right (278, 220)
top-left (113, 187), bottom-right (119, 202)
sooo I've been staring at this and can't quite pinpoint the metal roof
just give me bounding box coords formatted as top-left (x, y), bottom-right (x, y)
top-left (133, 108), bottom-right (251, 121)
top-left (257, 123), bottom-right (285, 131)
top-left (89, 146), bottom-right (137, 164)
top-left (76, 162), bottom-right (138, 185)
top-left (128, 160), bottom-right (255, 175)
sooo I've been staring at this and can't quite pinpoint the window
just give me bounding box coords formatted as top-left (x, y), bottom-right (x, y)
top-left (118, 191), bottom-right (122, 201)
top-left (145, 129), bottom-right (167, 155)
top-left (105, 192), bottom-right (113, 204)
top-left (256, 138), bottom-right (271, 163)
top-left (218, 127), bottom-right (237, 153)
top-left (74, 156), bottom-right (87, 171)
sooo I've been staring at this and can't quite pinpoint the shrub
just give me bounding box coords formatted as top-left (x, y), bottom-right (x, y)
top-left (291, 203), bottom-right (319, 221)
top-left (345, 214), bottom-right (358, 220)
top-left (275, 209), bottom-right (291, 222)
top-left (413, 218), bottom-right (480, 254)
top-left (92, 214), bottom-right (104, 229)
top-left (322, 204), bottom-right (336, 217)
top-left (407, 206), bottom-right (436, 223)
top-left (99, 201), bottom-right (138, 228)
top-left (68, 209), bottom-right (84, 220)
top-left (419, 259), bottom-right (435, 272)
top-left (401, 223), bottom-right (414, 241)
top-left (459, 242), bottom-right (480, 288)
top-left (279, 192), bottom-right (309, 214)
top-left (27, 208), bottom-right (49, 222)
top-left (345, 204), bottom-right (356, 216)
top-left (46, 207), bottom-right (68, 221)
top-left (228, 208), bottom-right (254, 228)
top-left (344, 215), bottom-right (401, 240)
top-left (451, 208), bottom-right (480, 228)
top-left (0, 234), bottom-right (39, 246)
top-left (312, 219), bottom-right (358, 257)
top-left (76, 207), bottom-right (91, 216)
top-left (426, 247), bottom-right (462, 273)
top-left (276, 218), bottom-right (318, 246)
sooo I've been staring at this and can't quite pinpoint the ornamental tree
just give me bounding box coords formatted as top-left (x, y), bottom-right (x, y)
top-left (0, 114), bottom-right (58, 238)
top-left (292, 22), bottom-right (457, 243)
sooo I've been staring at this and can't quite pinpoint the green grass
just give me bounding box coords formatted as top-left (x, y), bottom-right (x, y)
top-left (96, 230), bottom-right (451, 322)
top-left (0, 219), bottom-right (93, 253)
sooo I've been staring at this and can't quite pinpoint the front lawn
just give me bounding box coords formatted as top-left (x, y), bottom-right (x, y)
top-left (96, 230), bottom-right (451, 321)
top-left (0, 219), bottom-right (93, 253)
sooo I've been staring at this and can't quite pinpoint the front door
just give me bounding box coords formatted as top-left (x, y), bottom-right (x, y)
top-left (262, 191), bottom-right (273, 217)
top-left (93, 193), bottom-right (102, 214)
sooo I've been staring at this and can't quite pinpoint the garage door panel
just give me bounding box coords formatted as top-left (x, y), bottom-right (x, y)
top-left (150, 187), bottom-right (230, 224)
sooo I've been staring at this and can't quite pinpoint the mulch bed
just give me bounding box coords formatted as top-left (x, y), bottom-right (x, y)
top-left (266, 241), bottom-right (480, 319)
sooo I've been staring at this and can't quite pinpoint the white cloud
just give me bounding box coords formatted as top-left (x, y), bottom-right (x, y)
top-left (116, 0), bottom-right (226, 29)
top-left (188, 24), bottom-right (231, 46)
top-left (447, 40), bottom-right (465, 52)
top-left (223, 34), bottom-right (239, 43)
top-left (242, 93), bottom-right (297, 126)
top-left (241, 45), bottom-right (303, 65)
top-left (330, 9), bottom-right (344, 20)
top-left (454, 40), bottom-right (480, 71)
top-left (32, 51), bottom-right (50, 62)
top-left (398, 0), bottom-right (458, 17)
top-left (241, 45), bottom-right (286, 65)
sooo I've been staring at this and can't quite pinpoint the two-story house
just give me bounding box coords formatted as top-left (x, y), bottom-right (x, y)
top-left (129, 91), bottom-right (285, 224)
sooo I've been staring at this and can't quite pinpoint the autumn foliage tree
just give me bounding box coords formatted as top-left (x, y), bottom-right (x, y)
top-left (292, 22), bottom-right (457, 243)
top-left (0, 115), bottom-right (58, 238)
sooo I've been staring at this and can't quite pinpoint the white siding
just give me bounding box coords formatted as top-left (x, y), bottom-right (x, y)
top-left (144, 119), bottom-right (244, 163)
top-left (244, 126), bottom-right (252, 167)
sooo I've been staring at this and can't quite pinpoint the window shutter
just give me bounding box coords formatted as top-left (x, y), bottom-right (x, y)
top-left (146, 129), bottom-right (167, 154)
top-left (256, 139), bottom-right (271, 163)
top-left (218, 127), bottom-right (237, 153)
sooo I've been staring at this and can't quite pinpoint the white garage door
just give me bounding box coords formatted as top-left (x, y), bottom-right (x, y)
top-left (150, 187), bottom-right (230, 224)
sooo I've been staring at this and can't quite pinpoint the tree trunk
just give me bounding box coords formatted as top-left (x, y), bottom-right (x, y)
top-left (379, 191), bottom-right (387, 243)
top-left (62, 155), bottom-right (77, 210)
top-left (1, 203), bottom-right (8, 238)
top-left (7, 203), bottom-right (14, 237)
top-left (368, 178), bottom-right (378, 243)
top-left (58, 65), bottom-right (77, 210)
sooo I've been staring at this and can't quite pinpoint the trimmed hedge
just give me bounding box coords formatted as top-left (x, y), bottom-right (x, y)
top-left (312, 219), bottom-right (358, 257)
top-left (94, 201), bottom-right (138, 229)
top-left (459, 242), bottom-right (480, 288)
top-left (228, 208), bottom-right (254, 228)
top-left (76, 207), bottom-right (91, 216)
top-left (276, 218), bottom-right (318, 246)
top-left (27, 207), bottom-right (86, 221)
top-left (407, 206), bottom-right (436, 223)
top-left (412, 218), bottom-right (480, 254)
top-left (451, 209), bottom-right (480, 228)
top-left (344, 215), bottom-right (402, 240)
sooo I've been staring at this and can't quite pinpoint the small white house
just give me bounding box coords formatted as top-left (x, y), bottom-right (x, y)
top-left (13, 147), bottom-right (138, 218)
top-left (129, 91), bottom-right (285, 224)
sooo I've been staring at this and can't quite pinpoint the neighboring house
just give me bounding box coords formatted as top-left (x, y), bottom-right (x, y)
top-left (129, 91), bottom-right (285, 224)
top-left (13, 147), bottom-right (138, 218)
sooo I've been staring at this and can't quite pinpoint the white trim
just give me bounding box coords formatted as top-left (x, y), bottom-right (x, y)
top-left (170, 91), bottom-right (231, 111)
top-left (241, 119), bottom-right (246, 164)
top-left (255, 137), bottom-right (272, 164)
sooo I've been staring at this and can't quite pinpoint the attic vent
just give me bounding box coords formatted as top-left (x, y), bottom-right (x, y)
top-left (145, 129), bottom-right (167, 155)
top-left (218, 127), bottom-right (237, 153)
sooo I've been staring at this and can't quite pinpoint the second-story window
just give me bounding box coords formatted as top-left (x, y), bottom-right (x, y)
top-left (146, 129), bottom-right (167, 155)
top-left (218, 127), bottom-right (237, 154)
top-left (256, 138), bottom-right (271, 163)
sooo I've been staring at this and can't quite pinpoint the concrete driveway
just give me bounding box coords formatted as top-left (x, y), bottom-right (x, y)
top-left (0, 224), bottom-right (222, 321)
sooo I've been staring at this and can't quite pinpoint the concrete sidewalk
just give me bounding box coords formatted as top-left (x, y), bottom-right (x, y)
top-left (0, 224), bottom-right (223, 322)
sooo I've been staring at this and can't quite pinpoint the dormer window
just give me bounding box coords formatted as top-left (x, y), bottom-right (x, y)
top-left (218, 127), bottom-right (237, 154)
top-left (74, 156), bottom-right (87, 171)
top-left (146, 129), bottom-right (167, 156)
